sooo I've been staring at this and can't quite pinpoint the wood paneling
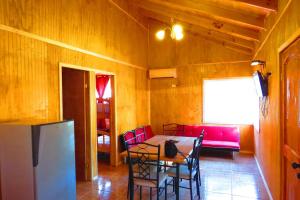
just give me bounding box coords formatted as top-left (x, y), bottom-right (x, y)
top-left (150, 62), bottom-right (254, 152)
top-left (239, 124), bottom-right (254, 153)
top-left (0, 0), bottom-right (150, 174)
top-left (148, 20), bottom-right (252, 68)
top-left (148, 20), bottom-right (254, 152)
top-left (133, 0), bottom-right (265, 30)
top-left (130, 0), bottom-right (273, 54)
top-left (137, 1), bottom-right (260, 42)
top-left (253, 0), bottom-right (300, 199)
top-left (215, 0), bottom-right (277, 13)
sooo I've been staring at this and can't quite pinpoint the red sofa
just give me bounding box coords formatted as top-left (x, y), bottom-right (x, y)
top-left (164, 123), bottom-right (240, 151)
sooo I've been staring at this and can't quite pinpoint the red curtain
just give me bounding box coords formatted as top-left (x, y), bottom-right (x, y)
top-left (96, 75), bottom-right (110, 99)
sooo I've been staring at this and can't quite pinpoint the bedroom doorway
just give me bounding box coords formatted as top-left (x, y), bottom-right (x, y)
top-left (59, 63), bottom-right (117, 181)
top-left (96, 74), bottom-right (113, 165)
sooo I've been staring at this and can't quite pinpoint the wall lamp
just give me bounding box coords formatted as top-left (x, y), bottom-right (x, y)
top-left (251, 60), bottom-right (265, 66)
top-left (251, 60), bottom-right (271, 78)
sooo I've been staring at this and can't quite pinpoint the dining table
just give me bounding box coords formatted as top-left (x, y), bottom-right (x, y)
top-left (121, 135), bottom-right (197, 200)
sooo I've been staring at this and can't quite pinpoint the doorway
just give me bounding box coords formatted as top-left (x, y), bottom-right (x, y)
top-left (96, 74), bottom-right (112, 165)
top-left (280, 37), bottom-right (300, 199)
top-left (59, 63), bottom-right (117, 182)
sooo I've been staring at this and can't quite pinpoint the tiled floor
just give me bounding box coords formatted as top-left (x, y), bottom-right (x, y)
top-left (77, 152), bottom-right (269, 200)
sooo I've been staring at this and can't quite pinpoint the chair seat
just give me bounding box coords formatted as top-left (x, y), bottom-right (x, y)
top-left (166, 165), bottom-right (197, 180)
top-left (134, 172), bottom-right (168, 188)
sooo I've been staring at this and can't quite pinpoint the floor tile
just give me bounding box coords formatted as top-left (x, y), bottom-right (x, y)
top-left (76, 153), bottom-right (269, 200)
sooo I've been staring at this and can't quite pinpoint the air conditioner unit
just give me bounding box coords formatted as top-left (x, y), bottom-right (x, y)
top-left (149, 68), bottom-right (177, 79)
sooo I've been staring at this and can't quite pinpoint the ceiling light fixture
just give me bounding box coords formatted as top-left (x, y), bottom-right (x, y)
top-left (156, 30), bottom-right (165, 40)
top-left (155, 22), bottom-right (184, 41)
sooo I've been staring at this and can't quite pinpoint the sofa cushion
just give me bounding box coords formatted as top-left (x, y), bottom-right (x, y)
top-left (202, 140), bottom-right (240, 149)
top-left (183, 125), bottom-right (203, 137)
top-left (123, 131), bottom-right (136, 145)
top-left (201, 125), bottom-right (240, 142)
top-left (144, 125), bottom-right (154, 139)
top-left (135, 127), bottom-right (146, 143)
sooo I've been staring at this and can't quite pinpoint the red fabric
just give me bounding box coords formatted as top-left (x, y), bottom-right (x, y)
top-left (182, 125), bottom-right (203, 137)
top-left (124, 131), bottom-right (136, 145)
top-left (105, 118), bottom-right (110, 129)
top-left (202, 140), bottom-right (240, 149)
top-left (97, 118), bottom-right (106, 129)
top-left (200, 125), bottom-right (240, 142)
top-left (173, 123), bottom-right (240, 150)
top-left (96, 75), bottom-right (110, 99)
top-left (144, 125), bottom-right (154, 139)
top-left (135, 127), bottom-right (146, 143)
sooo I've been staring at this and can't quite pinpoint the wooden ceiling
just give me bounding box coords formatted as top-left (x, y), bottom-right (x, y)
top-left (129, 0), bottom-right (277, 55)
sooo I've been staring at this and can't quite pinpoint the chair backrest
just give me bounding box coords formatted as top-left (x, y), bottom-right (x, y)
top-left (187, 134), bottom-right (204, 171)
top-left (135, 126), bottom-right (146, 143)
top-left (163, 123), bottom-right (184, 136)
top-left (127, 143), bottom-right (161, 184)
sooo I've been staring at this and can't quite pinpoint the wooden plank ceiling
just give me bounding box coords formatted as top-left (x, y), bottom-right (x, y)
top-left (130, 0), bottom-right (277, 55)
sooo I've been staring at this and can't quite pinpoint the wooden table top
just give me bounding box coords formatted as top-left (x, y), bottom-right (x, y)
top-left (121, 135), bottom-right (197, 164)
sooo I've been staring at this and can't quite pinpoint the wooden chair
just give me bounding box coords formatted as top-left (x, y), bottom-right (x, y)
top-left (166, 135), bottom-right (204, 200)
top-left (127, 143), bottom-right (168, 200)
top-left (162, 123), bottom-right (184, 136)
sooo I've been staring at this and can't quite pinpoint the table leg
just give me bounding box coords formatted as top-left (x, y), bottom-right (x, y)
top-left (175, 163), bottom-right (180, 200)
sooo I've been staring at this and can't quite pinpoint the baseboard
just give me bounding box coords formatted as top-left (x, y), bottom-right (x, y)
top-left (254, 156), bottom-right (273, 200)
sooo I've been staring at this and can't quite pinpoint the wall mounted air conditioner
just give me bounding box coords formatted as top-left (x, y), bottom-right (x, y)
top-left (149, 68), bottom-right (177, 79)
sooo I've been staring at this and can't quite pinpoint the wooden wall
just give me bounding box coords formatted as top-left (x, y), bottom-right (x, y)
top-left (0, 0), bottom-right (149, 171)
top-left (253, 0), bottom-right (300, 199)
top-left (148, 19), bottom-right (251, 68)
top-left (148, 19), bottom-right (254, 153)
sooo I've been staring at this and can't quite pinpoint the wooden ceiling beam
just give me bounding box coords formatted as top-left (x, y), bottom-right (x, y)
top-left (146, 13), bottom-right (255, 50)
top-left (148, 17), bottom-right (254, 55)
top-left (133, 0), bottom-right (265, 30)
top-left (213, 0), bottom-right (277, 13)
top-left (137, 4), bottom-right (260, 42)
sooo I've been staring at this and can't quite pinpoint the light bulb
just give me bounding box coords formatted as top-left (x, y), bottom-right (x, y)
top-left (172, 24), bottom-right (183, 34)
top-left (251, 61), bottom-right (260, 66)
top-left (251, 60), bottom-right (265, 66)
top-left (175, 32), bottom-right (184, 40)
top-left (155, 30), bottom-right (165, 40)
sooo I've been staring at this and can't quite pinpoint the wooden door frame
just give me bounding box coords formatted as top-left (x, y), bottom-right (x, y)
top-left (58, 63), bottom-right (117, 180)
top-left (278, 28), bottom-right (300, 200)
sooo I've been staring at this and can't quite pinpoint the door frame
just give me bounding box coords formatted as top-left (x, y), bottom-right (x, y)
top-left (278, 28), bottom-right (300, 200)
top-left (58, 63), bottom-right (117, 180)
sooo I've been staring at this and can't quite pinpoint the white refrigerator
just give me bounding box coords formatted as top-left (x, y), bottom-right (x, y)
top-left (0, 120), bottom-right (76, 200)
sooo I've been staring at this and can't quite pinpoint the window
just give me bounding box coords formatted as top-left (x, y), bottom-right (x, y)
top-left (203, 78), bottom-right (259, 125)
top-left (102, 78), bottom-right (112, 99)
